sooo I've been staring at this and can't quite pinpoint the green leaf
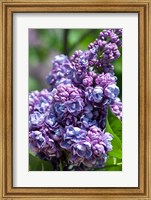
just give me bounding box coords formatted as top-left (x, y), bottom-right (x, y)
top-left (112, 56), bottom-right (122, 74)
top-left (29, 153), bottom-right (53, 171)
top-left (105, 156), bottom-right (115, 166)
top-left (29, 153), bottom-right (42, 171)
top-left (105, 156), bottom-right (122, 166)
top-left (95, 156), bottom-right (122, 171)
top-left (108, 108), bottom-right (122, 141)
top-left (42, 159), bottom-right (54, 171)
top-left (106, 109), bottom-right (122, 159)
top-left (99, 164), bottom-right (122, 171)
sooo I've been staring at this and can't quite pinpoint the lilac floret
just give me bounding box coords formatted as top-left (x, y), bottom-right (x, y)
top-left (95, 72), bottom-right (116, 87)
top-left (104, 84), bottom-right (119, 99)
top-left (65, 99), bottom-right (84, 115)
top-left (29, 129), bottom-right (61, 159)
top-left (103, 42), bottom-right (120, 62)
top-left (46, 55), bottom-right (74, 87)
top-left (110, 97), bottom-right (122, 120)
top-left (52, 84), bottom-right (84, 117)
top-left (85, 86), bottom-right (103, 103)
top-left (29, 89), bottom-right (53, 114)
top-left (60, 126), bottom-right (87, 150)
top-left (29, 111), bottom-right (45, 129)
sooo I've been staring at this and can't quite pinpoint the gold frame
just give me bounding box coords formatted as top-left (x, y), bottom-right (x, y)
top-left (0, 0), bottom-right (151, 199)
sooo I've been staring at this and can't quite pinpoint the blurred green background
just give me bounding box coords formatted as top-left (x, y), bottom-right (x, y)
top-left (29, 29), bottom-right (122, 99)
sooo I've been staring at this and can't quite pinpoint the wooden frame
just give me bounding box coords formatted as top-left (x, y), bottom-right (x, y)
top-left (0, 0), bottom-right (151, 199)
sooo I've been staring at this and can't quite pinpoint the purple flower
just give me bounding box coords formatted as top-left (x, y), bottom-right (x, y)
top-left (110, 97), bottom-right (122, 120)
top-left (65, 99), bottom-right (84, 115)
top-left (85, 86), bottom-right (103, 103)
top-left (29, 130), bottom-right (46, 150)
top-left (93, 86), bottom-right (104, 103)
top-left (82, 71), bottom-right (96, 87)
top-left (29, 111), bottom-right (45, 129)
top-left (54, 102), bottom-right (67, 116)
top-left (104, 84), bottom-right (119, 99)
top-left (60, 126), bottom-right (87, 150)
top-left (87, 29), bottom-right (122, 73)
top-left (80, 114), bottom-right (97, 128)
top-left (99, 29), bottom-right (122, 47)
top-left (95, 73), bottom-right (116, 87)
top-left (29, 29), bottom-right (122, 170)
top-left (70, 142), bottom-right (92, 165)
top-left (51, 127), bottom-right (64, 141)
top-left (45, 111), bottom-right (58, 130)
top-left (62, 114), bottom-right (78, 126)
top-left (70, 50), bottom-right (89, 71)
top-left (29, 130), bottom-right (61, 159)
top-left (62, 125), bottom-right (113, 168)
top-left (52, 84), bottom-right (85, 118)
top-left (29, 89), bottom-right (52, 114)
top-left (52, 83), bottom-right (83, 102)
top-left (103, 42), bottom-right (120, 62)
top-left (46, 55), bottom-right (74, 87)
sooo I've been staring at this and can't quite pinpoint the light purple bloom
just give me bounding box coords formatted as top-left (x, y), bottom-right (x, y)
top-left (30, 111), bottom-right (45, 129)
top-left (104, 84), bottom-right (119, 99)
top-left (110, 97), bottom-right (122, 120)
top-left (85, 86), bottom-right (103, 103)
top-left (95, 73), bottom-right (116, 87)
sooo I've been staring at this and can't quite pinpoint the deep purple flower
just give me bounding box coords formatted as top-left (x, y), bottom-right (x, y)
top-left (62, 114), bottom-right (78, 126)
top-left (103, 42), bottom-right (120, 62)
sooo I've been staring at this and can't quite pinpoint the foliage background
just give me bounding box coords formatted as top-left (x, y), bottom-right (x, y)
top-left (29, 29), bottom-right (122, 171)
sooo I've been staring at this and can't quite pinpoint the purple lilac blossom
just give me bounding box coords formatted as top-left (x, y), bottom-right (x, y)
top-left (110, 97), bottom-right (122, 120)
top-left (60, 125), bottom-right (113, 168)
top-left (88, 29), bottom-right (122, 73)
top-left (51, 83), bottom-right (85, 117)
top-left (29, 29), bottom-right (122, 170)
top-left (46, 55), bottom-right (74, 88)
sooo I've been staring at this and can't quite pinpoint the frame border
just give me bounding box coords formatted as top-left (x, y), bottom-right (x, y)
top-left (0, 0), bottom-right (151, 199)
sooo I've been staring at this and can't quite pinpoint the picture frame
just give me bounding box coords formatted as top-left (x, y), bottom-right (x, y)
top-left (0, 0), bottom-right (151, 199)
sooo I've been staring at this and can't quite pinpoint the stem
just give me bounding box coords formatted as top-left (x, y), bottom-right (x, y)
top-left (59, 160), bottom-right (63, 171)
top-left (63, 29), bottom-right (69, 56)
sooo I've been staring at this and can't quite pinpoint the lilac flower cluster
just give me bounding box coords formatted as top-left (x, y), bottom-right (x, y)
top-left (29, 29), bottom-right (122, 170)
